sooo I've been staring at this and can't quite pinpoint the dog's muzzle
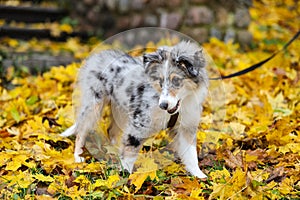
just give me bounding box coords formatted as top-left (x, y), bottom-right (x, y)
top-left (159, 100), bottom-right (180, 114)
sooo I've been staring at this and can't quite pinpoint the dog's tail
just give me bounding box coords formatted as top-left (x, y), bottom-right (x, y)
top-left (60, 124), bottom-right (76, 137)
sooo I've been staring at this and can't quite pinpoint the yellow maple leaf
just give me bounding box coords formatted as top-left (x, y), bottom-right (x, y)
top-left (209, 168), bottom-right (231, 182)
top-left (279, 143), bottom-right (300, 154)
top-left (73, 175), bottom-right (91, 185)
top-left (244, 154), bottom-right (258, 163)
top-left (32, 143), bottom-right (51, 161)
top-left (49, 22), bottom-right (61, 37)
top-left (129, 156), bottom-right (158, 192)
top-left (204, 131), bottom-right (223, 144)
top-left (163, 162), bottom-right (185, 176)
top-left (81, 162), bottom-right (106, 173)
top-left (59, 24), bottom-right (73, 34)
top-left (210, 168), bottom-right (247, 199)
top-left (7, 38), bottom-right (19, 48)
top-left (129, 172), bottom-right (154, 192)
top-left (66, 185), bottom-right (87, 199)
top-left (33, 174), bottom-right (54, 182)
top-left (5, 154), bottom-right (28, 171)
top-left (229, 122), bottom-right (246, 140)
top-left (278, 177), bottom-right (294, 195)
top-left (93, 174), bottom-right (120, 189)
top-left (190, 188), bottom-right (204, 199)
top-left (4, 170), bottom-right (34, 189)
top-left (47, 175), bottom-right (69, 195)
top-left (0, 153), bottom-right (12, 166)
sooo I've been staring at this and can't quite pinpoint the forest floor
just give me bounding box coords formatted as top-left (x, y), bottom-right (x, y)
top-left (0, 1), bottom-right (300, 199)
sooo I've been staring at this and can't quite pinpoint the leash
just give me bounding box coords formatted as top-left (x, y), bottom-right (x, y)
top-left (166, 31), bottom-right (300, 128)
top-left (209, 30), bottom-right (300, 80)
top-left (167, 112), bottom-right (179, 128)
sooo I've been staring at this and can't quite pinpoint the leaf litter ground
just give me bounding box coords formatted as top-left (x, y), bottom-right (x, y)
top-left (0, 1), bottom-right (300, 199)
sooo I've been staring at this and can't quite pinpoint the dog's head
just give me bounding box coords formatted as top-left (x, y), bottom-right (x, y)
top-left (143, 41), bottom-right (207, 114)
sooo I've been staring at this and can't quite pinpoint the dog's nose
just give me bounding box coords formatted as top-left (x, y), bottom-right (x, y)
top-left (159, 102), bottom-right (168, 110)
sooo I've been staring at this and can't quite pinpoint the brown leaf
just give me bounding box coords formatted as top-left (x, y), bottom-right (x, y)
top-left (42, 116), bottom-right (61, 127)
top-left (265, 166), bottom-right (286, 184)
top-left (0, 129), bottom-right (11, 138)
top-left (35, 183), bottom-right (53, 196)
top-left (245, 149), bottom-right (269, 170)
top-left (222, 149), bottom-right (243, 170)
top-left (246, 149), bottom-right (268, 160)
top-left (65, 174), bottom-right (78, 188)
top-left (199, 154), bottom-right (218, 168)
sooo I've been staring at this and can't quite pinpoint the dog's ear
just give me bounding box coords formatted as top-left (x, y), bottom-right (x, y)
top-left (143, 52), bottom-right (160, 66)
top-left (176, 49), bottom-right (205, 78)
top-left (193, 48), bottom-right (206, 68)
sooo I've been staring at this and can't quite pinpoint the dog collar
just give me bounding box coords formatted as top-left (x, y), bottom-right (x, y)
top-left (167, 112), bottom-right (179, 128)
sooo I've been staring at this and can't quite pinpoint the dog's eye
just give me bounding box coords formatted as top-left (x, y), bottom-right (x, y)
top-left (179, 61), bottom-right (186, 68)
top-left (177, 59), bottom-right (192, 69)
top-left (171, 76), bottom-right (182, 87)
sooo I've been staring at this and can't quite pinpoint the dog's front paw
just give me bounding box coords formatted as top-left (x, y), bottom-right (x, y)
top-left (194, 171), bottom-right (207, 179)
top-left (187, 166), bottom-right (207, 179)
top-left (74, 154), bottom-right (85, 163)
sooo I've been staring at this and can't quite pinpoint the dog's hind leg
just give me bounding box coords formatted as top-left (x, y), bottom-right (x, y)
top-left (108, 113), bottom-right (123, 146)
top-left (69, 79), bottom-right (106, 162)
top-left (73, 101), bottom-right (104, 162)
top-left (172, 128), bottom-right (207, 179)
top-left (118, 124), bottom-right (147, 173)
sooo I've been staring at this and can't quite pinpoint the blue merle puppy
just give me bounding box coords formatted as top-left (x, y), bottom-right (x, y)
top-left (61, 41), bottom-right (209, 178)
